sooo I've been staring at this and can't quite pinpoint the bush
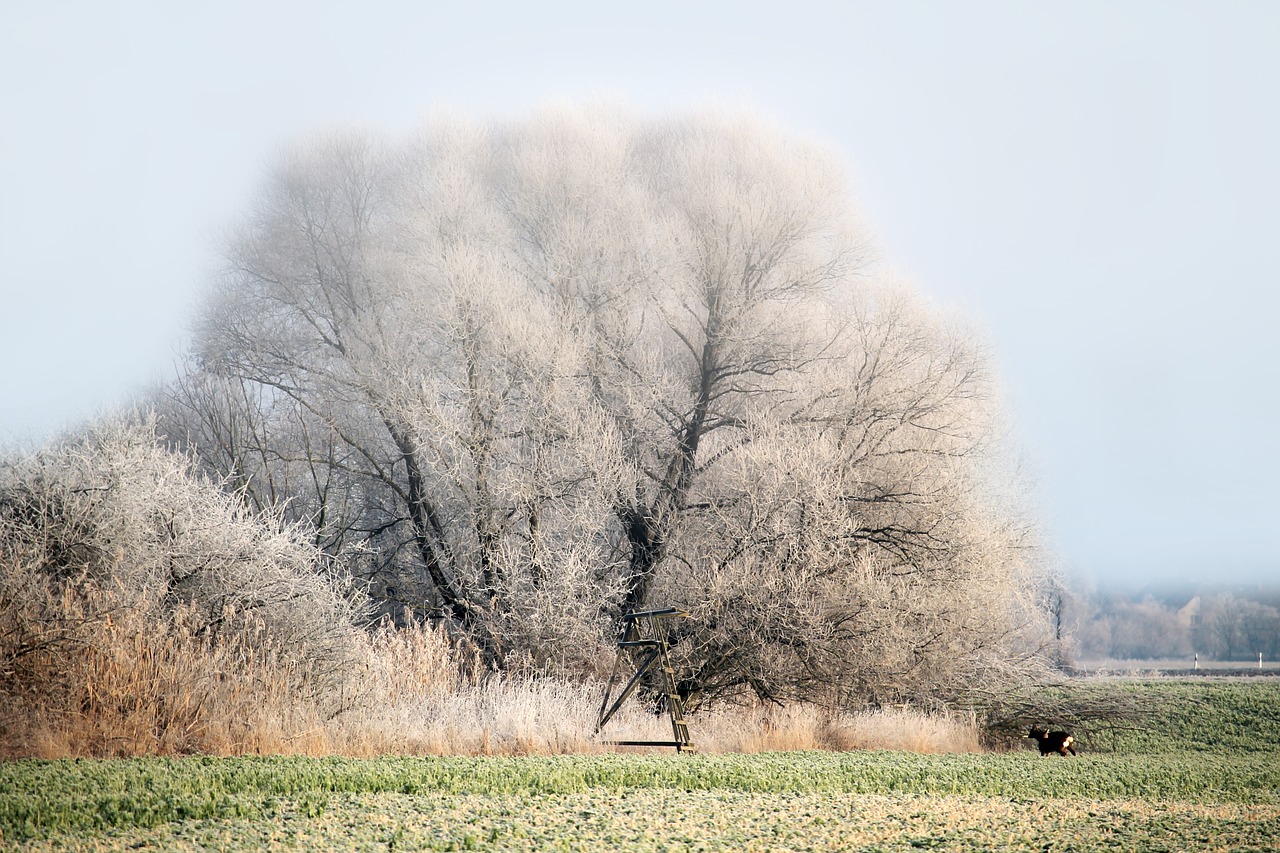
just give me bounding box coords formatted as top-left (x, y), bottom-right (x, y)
top-left (0, 418), bottom-right (369, 756)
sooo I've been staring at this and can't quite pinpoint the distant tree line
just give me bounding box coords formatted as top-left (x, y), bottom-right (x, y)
top-left (1066, 582), bottom-right (1280, 662)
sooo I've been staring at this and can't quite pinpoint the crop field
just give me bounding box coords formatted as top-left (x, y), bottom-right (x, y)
top-left (3, 680), bottom-right (1279, 851)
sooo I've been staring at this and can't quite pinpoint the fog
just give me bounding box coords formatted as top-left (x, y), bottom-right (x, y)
top-left (2, 1), bottom-right (1277, 587)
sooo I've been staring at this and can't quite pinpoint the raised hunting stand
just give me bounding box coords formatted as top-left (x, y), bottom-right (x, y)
top-left (595, 607), bottom-right (693, 753)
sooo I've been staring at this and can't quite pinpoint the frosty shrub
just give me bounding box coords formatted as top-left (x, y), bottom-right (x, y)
top-left (0, 418), bottom-right (368, 755)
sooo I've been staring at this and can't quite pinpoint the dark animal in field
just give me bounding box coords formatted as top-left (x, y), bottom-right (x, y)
top-left (1027, 725), bottom-right (1076, 756)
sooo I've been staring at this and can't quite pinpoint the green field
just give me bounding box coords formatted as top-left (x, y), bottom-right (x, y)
top-left (3, 680), bottom-right (1279, 851)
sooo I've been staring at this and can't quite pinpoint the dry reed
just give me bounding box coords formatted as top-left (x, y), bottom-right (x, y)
top-left (2, 586), bottom-right (980, 758)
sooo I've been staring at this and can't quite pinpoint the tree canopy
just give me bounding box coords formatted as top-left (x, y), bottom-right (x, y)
top-left (164, 105), bottom-right (1049, 707)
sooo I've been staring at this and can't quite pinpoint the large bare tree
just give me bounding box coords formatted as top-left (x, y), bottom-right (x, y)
top-left (164, 105), bottom-right (1049, 701)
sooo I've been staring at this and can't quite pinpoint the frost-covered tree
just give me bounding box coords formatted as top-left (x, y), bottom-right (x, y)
top-left (164, 105), bottom-right (1048, 703)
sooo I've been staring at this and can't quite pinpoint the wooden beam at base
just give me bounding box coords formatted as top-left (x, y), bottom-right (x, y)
top-left (601, 739), bottom-right (694, 752)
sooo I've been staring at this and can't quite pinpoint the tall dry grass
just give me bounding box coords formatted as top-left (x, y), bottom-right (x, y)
top-left (0, 563), bottom-right (345, 758)
top-left (0, 580), bottom-right (979, 758)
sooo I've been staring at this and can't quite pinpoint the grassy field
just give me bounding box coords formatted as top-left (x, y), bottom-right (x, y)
top-left (3, 680), bottom-right (1279, 851)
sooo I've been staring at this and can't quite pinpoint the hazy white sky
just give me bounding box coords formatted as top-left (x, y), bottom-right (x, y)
top-left (2, 1), bottom-right (1277, 585)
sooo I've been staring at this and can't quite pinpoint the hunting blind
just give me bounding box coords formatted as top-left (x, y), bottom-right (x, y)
top-left (594, 607), bottom-right (693, 752)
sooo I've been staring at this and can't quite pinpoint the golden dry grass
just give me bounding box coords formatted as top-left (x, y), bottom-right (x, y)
top-left (1, 590), bottom-right (979, 758)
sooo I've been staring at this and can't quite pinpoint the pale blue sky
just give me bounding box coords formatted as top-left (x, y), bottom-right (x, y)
top-left (2, 1), bottom-right (1277, 585)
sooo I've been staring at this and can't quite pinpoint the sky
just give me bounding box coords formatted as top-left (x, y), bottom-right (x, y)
top-left (2, 1), bottom-right (1277, 587)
